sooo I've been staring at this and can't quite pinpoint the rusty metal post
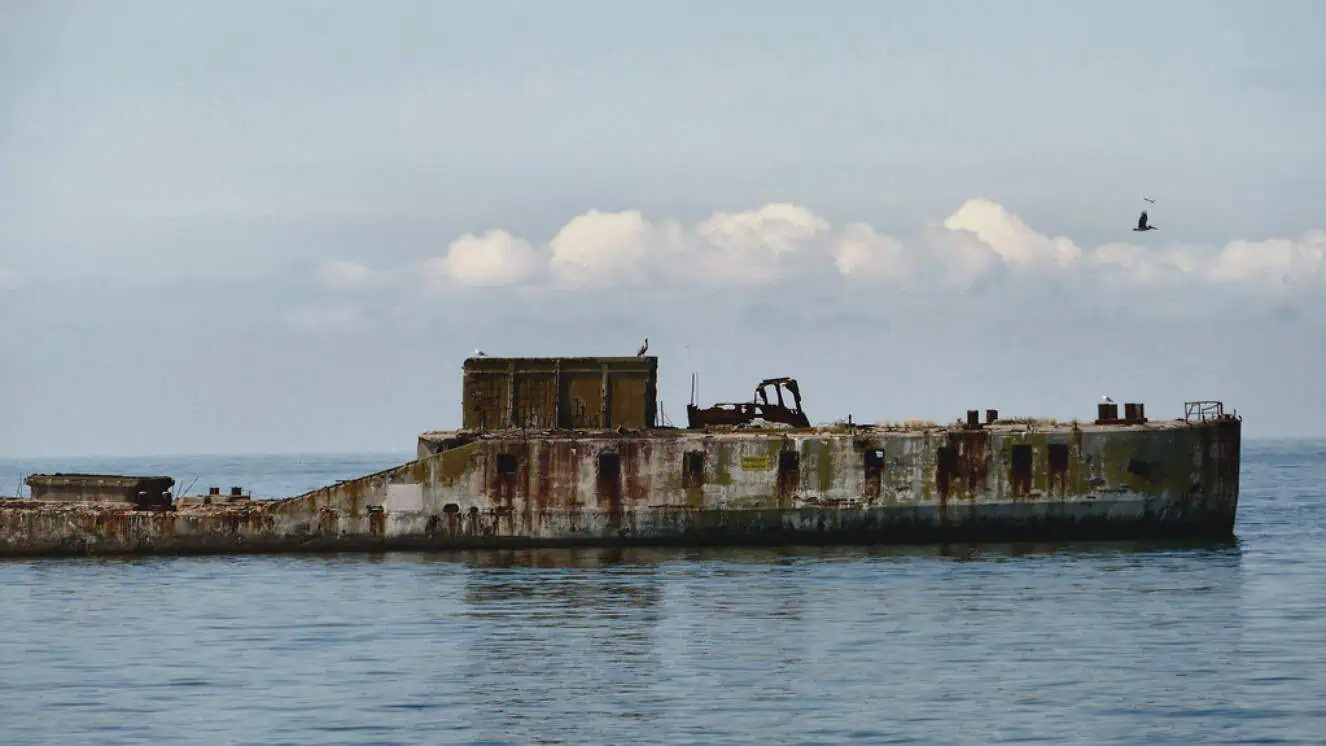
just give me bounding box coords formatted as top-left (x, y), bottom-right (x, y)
top-left (966, 410), bottom-right (980, 428)
top-left (506, 360), bottom-right (517, 428)
top-left (600, 363), bottom-right (611, 429)
top-left (985, 409), bottom-right (998, 424)
top-left (553, 359), bottom-right (563, 429)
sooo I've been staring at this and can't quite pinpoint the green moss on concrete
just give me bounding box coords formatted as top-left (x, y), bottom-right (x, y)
top-left (919, 434), bottom-right (934, 503)
top-left (711, 441), bottom-right (733, 485)
top-left (1069, 429), bottom-right (1084, 494)
top-left (437, 442), bottom-right (480, 486)
top-left (1024, 432), bottom-right (1050, 493)
top-left (816, 439), bottom-right (834, 494)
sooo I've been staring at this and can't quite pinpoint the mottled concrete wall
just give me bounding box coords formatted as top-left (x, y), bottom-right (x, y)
top-left (408, 422), bottom-right (1239, 517)
top-left (24, 474), bottom-right (174, 509)
top-left (0, 418), bottom-right (1241, 557)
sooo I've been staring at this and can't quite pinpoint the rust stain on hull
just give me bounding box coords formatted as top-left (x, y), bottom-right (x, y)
top-left (596, 449), bottom-right (624, 534)
top-left (0, 414), bottom-right (1242, 558)
top-left (0, 355), bottom-right (1244, 558)
top-left (1048, 442), bottom-right (1070, 496)
top-left (862, 443), bottom-right (884, 500)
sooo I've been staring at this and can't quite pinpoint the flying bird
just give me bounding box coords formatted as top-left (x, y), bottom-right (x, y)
top-left (1101, 395), bottom-right (1114, 403)
top-left (636, 337), bottom-right (649, 357)
top-left (1143, 197), bottom-right (1156, 204)
top-left (473, 348), bottom-right (486, 356)
top-left (1133, 210), bottom-right (1157, 232)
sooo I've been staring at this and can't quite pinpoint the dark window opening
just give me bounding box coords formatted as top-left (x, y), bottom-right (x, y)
top-left (936, 445), bottom-right (959, 496)
top-left (1048, 443), bottom-right (1069, 472)
top-left (779, 450), bottom-right (800, 473)
top-left (864, 447), bottom-right (886, 497)
top-left (1011, 443), bottom-right (1032, 470)
top-left (682, 450), bottom-right (705, 487)
top-left (599, 452), bottom-right (621, 477)
top-left (1010, 444), bottom-right (1032, 488)
top-left (496, 453), bottom-right (518, 476)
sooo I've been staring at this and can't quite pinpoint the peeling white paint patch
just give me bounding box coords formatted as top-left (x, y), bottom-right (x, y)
top-left (385, 483), bottom-right (423, 513)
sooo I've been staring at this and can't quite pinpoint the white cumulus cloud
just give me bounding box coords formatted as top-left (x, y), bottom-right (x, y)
top-left (923, 223), bottom-right (1007, 290)
top-left (832, 223), bottom-right (911, 284)
top-left (1206, 230), bottom-right (1326, 291)
top-left (548, 209), bottom-right (684, 285)
top-left (942, 197), bottom-right (1082, 269)
top-left (691, 203), bottom-right (831, 285)
top-left (404, 197), bottom-right (1326, 300)
top-left (697, 203), bottom-right (829, 256)
top-left (425, 229), bottom-right (539, 286)
top-left (542, 203), bottom-right (829, 287)
top-left (1089, 241), bottom-right (1207, 288)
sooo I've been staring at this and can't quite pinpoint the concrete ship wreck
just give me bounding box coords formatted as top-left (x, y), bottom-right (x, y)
top-left (1, 355), bottom-right (1242, 558)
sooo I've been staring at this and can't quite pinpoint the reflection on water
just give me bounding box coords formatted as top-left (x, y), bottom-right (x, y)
top-left (0, 441), bottom-right (1322, 745)
top-left (462, 561), bottom-right (669, 733)
top-left (414, 538), bottom-right (1244, 569)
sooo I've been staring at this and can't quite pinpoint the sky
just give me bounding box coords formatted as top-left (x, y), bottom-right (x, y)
top-left (2, 0), bottom-right (1325, 458)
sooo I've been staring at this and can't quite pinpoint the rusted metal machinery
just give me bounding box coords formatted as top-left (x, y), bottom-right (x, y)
top-left (686, 376), bottom-right (811, 429)
top-left (0, 355), bottom-right (1243, 557)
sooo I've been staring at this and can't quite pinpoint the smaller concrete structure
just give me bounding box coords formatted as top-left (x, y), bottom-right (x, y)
top-left (462, 355), bottom-right (659, 431)
top-left (24, 473), bottom-right (173, 510)
top-left (177, 486), bottom-right (251, 508)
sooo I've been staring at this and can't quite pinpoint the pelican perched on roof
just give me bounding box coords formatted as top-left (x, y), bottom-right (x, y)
top-left (636, 337), bottom-right (649, 357)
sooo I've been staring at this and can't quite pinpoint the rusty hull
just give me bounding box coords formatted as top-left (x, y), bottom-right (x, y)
top-left (686, 377), bottom-right (812, 429)
top-left (0, 415), bottom-right (1241, 558)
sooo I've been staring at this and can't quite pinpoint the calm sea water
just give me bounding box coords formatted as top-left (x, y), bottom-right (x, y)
top-left (1, 439), bottom-right (1323, 745)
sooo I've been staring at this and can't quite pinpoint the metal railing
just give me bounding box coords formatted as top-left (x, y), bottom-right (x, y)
top-left (1183, 401), bottom-right (1225, 421)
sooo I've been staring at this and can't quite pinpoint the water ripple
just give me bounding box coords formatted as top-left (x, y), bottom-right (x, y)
top-left (1, 440), bottom-right (1324, 744)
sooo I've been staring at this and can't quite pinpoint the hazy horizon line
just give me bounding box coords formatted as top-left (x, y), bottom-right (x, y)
top-left (0, 434), bottom-right (1320, 463)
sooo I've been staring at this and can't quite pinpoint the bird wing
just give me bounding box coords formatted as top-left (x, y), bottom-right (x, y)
top-left (1137, 211), bottom-right (1147, 229)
